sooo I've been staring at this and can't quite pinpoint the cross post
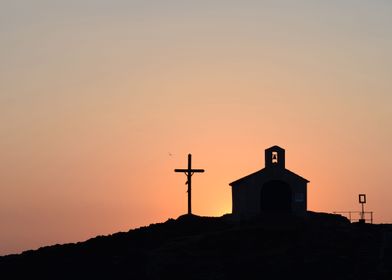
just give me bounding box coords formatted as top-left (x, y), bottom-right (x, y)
top-left (174, 154), bottom-right (205, 215)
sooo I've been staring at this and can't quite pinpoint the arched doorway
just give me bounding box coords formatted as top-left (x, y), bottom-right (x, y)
top-left (261, 180), bottom-right (292, 213)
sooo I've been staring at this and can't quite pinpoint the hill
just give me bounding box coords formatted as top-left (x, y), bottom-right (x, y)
top-left (1, 212), bottom-right (391, 279)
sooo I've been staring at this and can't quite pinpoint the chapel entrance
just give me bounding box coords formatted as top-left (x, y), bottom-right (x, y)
top-left (261, 180), bottom-right (292, 214)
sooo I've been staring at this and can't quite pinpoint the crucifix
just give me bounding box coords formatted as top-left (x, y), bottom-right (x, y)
top-left (175, 154), bottom-right (205, 215)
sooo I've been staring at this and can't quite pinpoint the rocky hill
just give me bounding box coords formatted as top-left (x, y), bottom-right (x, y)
top-left (1, 212), bottom-right (391, 279)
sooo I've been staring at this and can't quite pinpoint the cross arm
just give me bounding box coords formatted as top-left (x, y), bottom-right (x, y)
top-left (174, 169), bottom-right (205, 173)
top-left (175, 169), bottom-right (188, 172)
top-left (191, 169), bottom-right (205, 173)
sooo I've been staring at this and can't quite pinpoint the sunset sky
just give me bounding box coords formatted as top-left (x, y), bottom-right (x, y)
top-left (1, 0), bottom-right (391, 255)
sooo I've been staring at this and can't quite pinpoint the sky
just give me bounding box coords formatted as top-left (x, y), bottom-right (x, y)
top-left (0, 0), bottom-right (391, 255)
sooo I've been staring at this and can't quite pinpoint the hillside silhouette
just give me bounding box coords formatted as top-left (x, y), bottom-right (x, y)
top-left (1, 212), bottom-right (391, 279)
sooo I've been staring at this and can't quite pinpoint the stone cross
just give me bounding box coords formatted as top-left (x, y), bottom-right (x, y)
top-left (175, 154), bottom-right (205, 215)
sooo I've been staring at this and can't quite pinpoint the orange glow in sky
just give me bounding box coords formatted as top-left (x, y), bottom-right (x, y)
top-left (0, 1), bottom-right (391, 255)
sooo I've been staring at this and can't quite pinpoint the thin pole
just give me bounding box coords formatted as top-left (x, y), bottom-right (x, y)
top-left (187, 154), bottom-right (192, 215)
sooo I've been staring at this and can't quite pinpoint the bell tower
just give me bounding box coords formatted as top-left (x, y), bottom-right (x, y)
top-left (265, 146), bottom-right (285, 169)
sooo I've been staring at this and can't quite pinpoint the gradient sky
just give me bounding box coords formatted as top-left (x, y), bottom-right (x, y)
top-left (1, 0), bottom-right (391, 255)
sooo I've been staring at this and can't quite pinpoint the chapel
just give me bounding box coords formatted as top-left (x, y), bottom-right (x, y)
top-left (230, 146), bottom-right (309, 219)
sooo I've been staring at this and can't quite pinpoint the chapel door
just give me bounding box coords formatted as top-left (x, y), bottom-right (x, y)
top-left (261, 180), bottom-right (292, 213)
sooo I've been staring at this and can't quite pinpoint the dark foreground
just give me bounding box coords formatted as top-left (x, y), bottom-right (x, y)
top-left (1, 212), bottom-right (392, 280)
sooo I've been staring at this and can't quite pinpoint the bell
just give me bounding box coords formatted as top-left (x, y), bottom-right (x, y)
top-left (272, 154), bottom-right (277, 160)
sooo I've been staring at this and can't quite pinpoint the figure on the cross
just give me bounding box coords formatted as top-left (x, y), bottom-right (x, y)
top-left (174, 154), bottom-right (205, 215)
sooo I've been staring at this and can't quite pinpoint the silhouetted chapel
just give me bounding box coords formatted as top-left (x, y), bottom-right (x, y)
top-left (230, 146), bottom-right (309, 219)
